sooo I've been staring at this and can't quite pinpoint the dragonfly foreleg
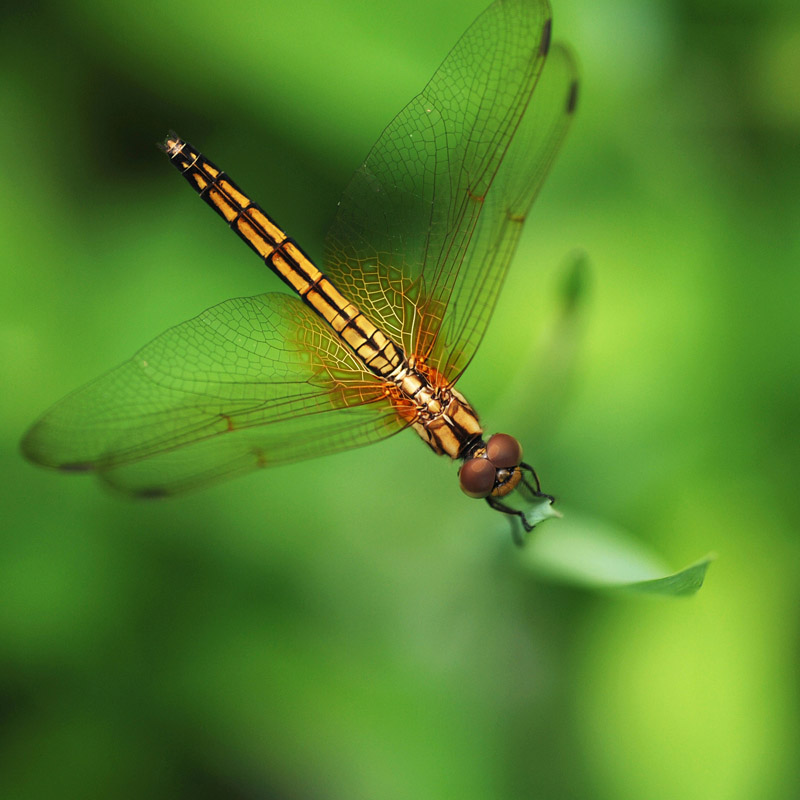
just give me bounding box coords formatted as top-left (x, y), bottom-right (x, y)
top-left (519, 461), bottom-right (555, 505)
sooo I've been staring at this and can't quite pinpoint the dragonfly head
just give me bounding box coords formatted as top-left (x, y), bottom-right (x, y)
top-left (459, 433), bottom-right (523, 499)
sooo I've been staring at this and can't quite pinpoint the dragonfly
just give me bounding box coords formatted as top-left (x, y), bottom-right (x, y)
top-left (22, 0), bottom-right (578, 541)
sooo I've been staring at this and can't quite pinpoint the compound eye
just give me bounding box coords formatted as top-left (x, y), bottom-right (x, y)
top-left (459, 458), bottom-right (496, 498)
top-left (486, 433), bottom-right (522, 469)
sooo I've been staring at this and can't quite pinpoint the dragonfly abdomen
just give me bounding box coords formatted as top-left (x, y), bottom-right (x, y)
top-left (161, 135), bottom-right (405, 378)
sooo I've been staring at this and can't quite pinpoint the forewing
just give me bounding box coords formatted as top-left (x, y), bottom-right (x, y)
top-left (323, 0), bottom-right (553, 360)
top-left (432, 43), bottom-right (579, 380)
top-left (22, 293), bottom-right (403, 496)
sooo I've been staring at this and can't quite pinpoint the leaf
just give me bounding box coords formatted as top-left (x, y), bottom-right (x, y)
top-left (518, 507), bottom-right (713, 596)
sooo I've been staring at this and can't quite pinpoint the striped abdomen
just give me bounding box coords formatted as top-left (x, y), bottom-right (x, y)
top-left (161, 135), bottom-right (404, 379)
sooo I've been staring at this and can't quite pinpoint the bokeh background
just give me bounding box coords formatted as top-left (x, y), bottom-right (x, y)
top-left (2, 0), bottom-right (799, 797)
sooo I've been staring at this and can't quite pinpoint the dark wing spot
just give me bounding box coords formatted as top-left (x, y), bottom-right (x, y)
top-left (135, 487), bottom-right (170, 499)
top-left (59, 461), bottom-right (95, 473)
top-left (540, 18), bottom-right (552, 57)
top-left (567, 80), bottom-right (579, 114)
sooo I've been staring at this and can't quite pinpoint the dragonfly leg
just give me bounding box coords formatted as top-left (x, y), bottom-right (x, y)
top-left (519, 462), bottom-right (555, 505)
top-left (486, 496), bottom-right (533, 546)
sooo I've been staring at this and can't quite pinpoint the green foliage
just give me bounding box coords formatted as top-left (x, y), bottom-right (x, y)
top-left (521, 509), bottom-right (713, 595)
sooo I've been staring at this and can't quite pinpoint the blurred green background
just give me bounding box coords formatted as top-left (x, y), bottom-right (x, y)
top-left (2, 0), bottom-right (799, 797)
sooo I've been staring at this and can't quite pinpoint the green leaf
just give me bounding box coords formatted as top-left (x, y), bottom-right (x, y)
top-left (519, 507), bottom-right (713, 596)
top-left (618, 556), bottom-right (714, 596)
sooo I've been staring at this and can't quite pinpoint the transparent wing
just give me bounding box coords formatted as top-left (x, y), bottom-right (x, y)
top-left (22, 293), bottom-right (404, 496)
top-left (432, 43), bottom-right (579, 380)
top-left (323, 0), bottom-right (552, 364)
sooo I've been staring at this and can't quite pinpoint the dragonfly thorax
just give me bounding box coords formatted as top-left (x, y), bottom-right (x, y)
top-left (385, 360), bottom-right (483, 460)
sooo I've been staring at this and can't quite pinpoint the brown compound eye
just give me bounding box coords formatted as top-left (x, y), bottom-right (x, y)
top-left (459, 457), bottom-right (496, 498)
top-left (486, 433), bottom-right (522, 469)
